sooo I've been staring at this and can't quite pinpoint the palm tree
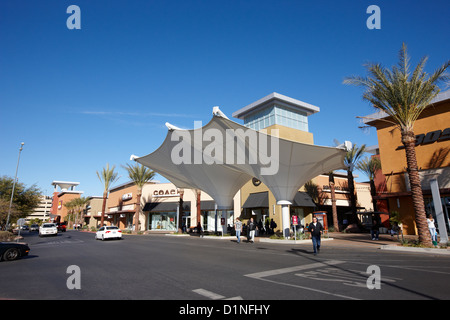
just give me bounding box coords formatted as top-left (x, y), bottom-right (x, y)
top-left (344, 43), bottom-right (450, 246)
top-left (97, 163), bottom-right (120, 227)
top-left (357, 156), bottom-right (381, 212)
top-left (344, 143), bottom-right (367, 225)
top-left (122, 163), bottom-right (155, 232)
top-left (63, 200), bottom-right (76, 229)
top-left (328, 171), bottom-right (339, 231)
top-left (72, 197), bottom-right (90, 229)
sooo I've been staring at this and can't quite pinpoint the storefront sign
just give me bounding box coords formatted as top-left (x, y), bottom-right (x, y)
top-left (397, 127), bottom-right (450, 149)
top-left (122, 193), bottom-right (133, 201)
top-left (153, 189), bottom-right (179, 197)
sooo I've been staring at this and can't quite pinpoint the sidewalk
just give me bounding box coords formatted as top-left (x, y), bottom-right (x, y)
top-left (305, 232), bottom-right (450, 255)
top-left (162, 230), bottom-right (450, 255)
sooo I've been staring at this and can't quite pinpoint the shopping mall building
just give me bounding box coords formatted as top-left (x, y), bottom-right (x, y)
top-left (98, 93), bottom-right (372, 234)
top-left (364, 89), bottom-right (450, 236)
top-left (49, 93), bottom-right (374, 233)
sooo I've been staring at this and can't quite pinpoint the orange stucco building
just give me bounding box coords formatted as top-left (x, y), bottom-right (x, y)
top-left (365, 90), bottom-right (450, 235)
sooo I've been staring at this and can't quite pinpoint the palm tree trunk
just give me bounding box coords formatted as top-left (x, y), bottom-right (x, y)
top-left (370, 179), bottom-right (378, 212)
top-left (330, 181), bottom-right (339, 231)
top-left (134, 189), bottom-right (141, 233)
top-left (100, 191), bottom-right (107, 227)
top-left (402, 131), bottom-right (432, 246)
top-left (347, 169), bottom-right (358, 224)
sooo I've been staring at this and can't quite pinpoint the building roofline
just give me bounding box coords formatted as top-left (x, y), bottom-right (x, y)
top-left (232, 92), bottom-right (320, 119)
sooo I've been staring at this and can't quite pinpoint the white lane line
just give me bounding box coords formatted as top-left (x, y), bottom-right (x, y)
top-left (192, 289), bottom-right (243, 300)
top-left (244, 260), bottom-right (360, 300)
top-left (244, 260), bottom-right (345, 279)
top-left (192, 289), bottom-right (226, 300)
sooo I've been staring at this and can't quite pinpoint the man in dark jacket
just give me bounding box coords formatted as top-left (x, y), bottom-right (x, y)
top-left (308, 217), bottom-right (323, 255)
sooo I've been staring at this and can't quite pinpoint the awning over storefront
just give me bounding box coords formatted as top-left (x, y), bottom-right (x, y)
top-left (143, 202), bottom-right (191, 212)
top-left (292, 191), bottom-right (316, 208)
top-left (242, 192), bottom-right (269, 208)
top-left (200, 201), bottom-right (216, 211)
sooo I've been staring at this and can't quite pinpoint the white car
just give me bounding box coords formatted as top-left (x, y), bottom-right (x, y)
top-left (39, 223), bottom-right (58, 237)
top-left (95, 226), bottom-right (122, 241)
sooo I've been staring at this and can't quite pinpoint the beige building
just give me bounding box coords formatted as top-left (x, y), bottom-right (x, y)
top-left (25, 195), bottom-right (53, 223)
top-left (233, 93), bottom-right (371, 232)
top-left (84, 196), bottom-right (104, 229)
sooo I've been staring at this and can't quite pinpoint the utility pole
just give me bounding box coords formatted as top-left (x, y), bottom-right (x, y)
top-left (6, 142), bottom-right (24, 230)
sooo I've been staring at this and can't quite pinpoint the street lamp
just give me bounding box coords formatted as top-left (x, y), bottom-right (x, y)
top-left (5, 142), bottom-right (25, 231)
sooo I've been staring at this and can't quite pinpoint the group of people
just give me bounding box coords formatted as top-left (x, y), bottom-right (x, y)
top-left (234, 217), bottom-right (278, 243)
top-left (234, 216), bottom-right (324, 255)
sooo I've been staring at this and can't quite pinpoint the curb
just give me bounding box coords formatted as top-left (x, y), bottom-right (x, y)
top-left (380, 245), bottom-right (450, 255)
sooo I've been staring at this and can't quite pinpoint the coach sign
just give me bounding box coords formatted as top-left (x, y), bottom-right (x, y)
top-left (153, 189), bottom-right (180, 197)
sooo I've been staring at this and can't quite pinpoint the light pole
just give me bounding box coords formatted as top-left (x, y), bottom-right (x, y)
top-left (5, 142), bottom-right (24, 231)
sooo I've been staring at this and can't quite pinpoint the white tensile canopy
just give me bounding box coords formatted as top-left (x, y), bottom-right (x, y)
top-left (132, 108), bottom-right (348, 236)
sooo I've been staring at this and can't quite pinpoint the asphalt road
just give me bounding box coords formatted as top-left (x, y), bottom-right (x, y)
top-left (2, 230), bottom-right (450, 305)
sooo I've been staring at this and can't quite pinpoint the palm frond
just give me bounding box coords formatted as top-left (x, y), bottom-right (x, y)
top-left (344, 43), bottom-right (450, 132)
top-left (122, 163), bottom-right (155, 188)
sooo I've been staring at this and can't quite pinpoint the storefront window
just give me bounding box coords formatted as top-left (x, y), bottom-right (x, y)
top-left (149, 212), bottom-right (177, 231)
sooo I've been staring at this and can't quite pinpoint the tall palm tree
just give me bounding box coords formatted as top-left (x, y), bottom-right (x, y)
top-left (344, 43), bottom-right (450, 246)
top-left (344, 143), bottom-right (367, 225)
top-left (97, 163), bottom-right (120, 227)
top-left (357, 156), bottom-right (381, 212)
top-left (122, 163), bottom-right (155, 232)
top-left (328, 171), bottom-right (339, 231)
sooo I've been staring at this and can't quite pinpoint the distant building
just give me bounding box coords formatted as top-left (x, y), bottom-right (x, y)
top-left (50, 181), bottom-right (83, 223)
top-left (25, 195), bottom-right (53, 223)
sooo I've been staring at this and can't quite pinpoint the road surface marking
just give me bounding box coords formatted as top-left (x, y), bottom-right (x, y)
top-left (244, 260), bottom-right (345, 279)
top-left (244, 260), bottom-right (361, 300)
top-left (192, 289), bottom-right (243, 300)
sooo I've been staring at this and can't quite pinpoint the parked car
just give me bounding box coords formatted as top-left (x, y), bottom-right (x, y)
top-left (30, 224), bottom-right (39, 232)
top-left (95, 226), bottom-right (122, 241)
top-left (39, 223), bottom-right (58, 237)
top-left (56, 223), bottom-right (67, 232)
top-left (0, 242), bottom-right (30, 261)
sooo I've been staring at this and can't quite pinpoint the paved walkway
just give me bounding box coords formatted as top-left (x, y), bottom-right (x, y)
top-left (293, 232), bottom-right (450, 255)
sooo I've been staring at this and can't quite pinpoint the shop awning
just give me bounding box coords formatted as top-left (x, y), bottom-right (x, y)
top-left (200, 201), bottom-right (216, 211)
top-left (143, 202), bottom-right (191, 212)
top-left (242, 192), bottom-right (269, 208)
top-left (292, 191), bottom-right (316, 207)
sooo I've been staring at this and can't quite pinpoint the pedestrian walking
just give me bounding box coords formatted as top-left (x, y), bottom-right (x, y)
top-left (270, 218), bottom-right (277, 235)
top-left (307, 217), bottom-right (323, 255)
top-left (427, 215), bottom-right (437, 244)
top-left (247, 217), bottom-right (256, 243)
top-left (234, 218), bottom-right (243, 243)
top-left (371, 219), bottom-right (380, 240)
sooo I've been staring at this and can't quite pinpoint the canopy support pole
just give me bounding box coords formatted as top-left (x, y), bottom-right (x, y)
top-left (278, 200), bottom-right (291, 239)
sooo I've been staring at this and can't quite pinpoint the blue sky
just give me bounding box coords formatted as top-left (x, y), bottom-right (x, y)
top-left (1, 0), bottom-right (449, 197)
